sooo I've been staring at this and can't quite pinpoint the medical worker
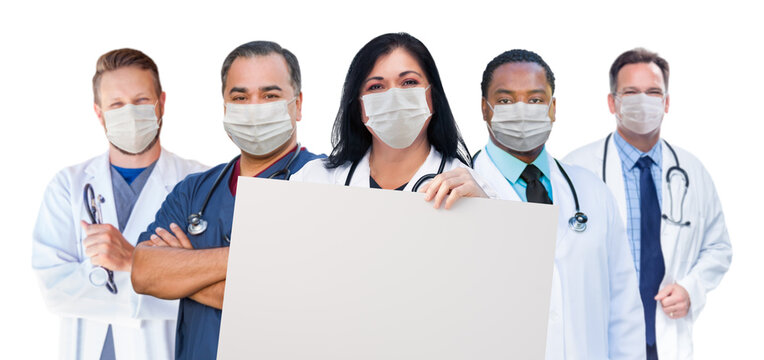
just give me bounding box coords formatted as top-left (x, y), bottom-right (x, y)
top-left (471, 49), bottom-right (645, 359)
top-left (564, 48), bottom-right (732, 359)
top-left (130, 40), bottom-right (322, 360)
top-left (292, 32), bottom-right (492, 205)
top-left (32, 48), bottom-right (207, 359)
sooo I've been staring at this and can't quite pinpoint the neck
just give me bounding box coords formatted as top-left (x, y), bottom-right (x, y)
top-left (108, 140), bottom-right (161, 168)
top-left (369, 136), bottom-right (430, 189)
top-left (490, 136), bottom-right (543, 164)
top-left (239, 137), bottom-right (298, 177)
top-left (616, 126), bottom-right (660, 153)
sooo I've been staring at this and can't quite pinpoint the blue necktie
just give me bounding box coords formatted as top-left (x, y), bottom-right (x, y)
top-left (636, 156), bottom-right (665, 347)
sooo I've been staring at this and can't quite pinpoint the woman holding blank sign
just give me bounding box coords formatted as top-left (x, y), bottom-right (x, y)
top-left (291, 32), bottom-right (493, 206)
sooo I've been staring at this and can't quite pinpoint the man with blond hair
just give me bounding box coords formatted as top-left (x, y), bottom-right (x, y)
top-left (33, 48), bottom-right (206, 359)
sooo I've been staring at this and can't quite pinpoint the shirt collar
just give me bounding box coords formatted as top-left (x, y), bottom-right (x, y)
top-left (613, 131), bottom-right (662, 170)
top-left (485, 140), bottom-right (551, 184)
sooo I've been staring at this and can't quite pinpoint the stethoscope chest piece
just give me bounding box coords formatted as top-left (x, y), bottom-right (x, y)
top-left (187, 213), bottom-right (208, 236)
top-left (568, 211), bottom-right (588, 232)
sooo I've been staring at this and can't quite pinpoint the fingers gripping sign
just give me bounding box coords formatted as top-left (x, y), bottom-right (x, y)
top-left (420, 168), bottom-right (488, 209)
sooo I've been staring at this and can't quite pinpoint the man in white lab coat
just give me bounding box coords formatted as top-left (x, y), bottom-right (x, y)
top-left (564, 48), bottom-right (732, 359)
top-left (471, 49), bottom-right (645, 359)
top-left (32, 48), bottom-right (206, 359)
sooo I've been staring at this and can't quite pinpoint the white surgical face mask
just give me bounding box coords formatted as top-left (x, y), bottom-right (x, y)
top-left (361, 86), bottom-right (431, 149)
top-left (616, 93), bottom-right (665, 134)
top-left (486, 100), bottom-right (553, 152)
top-left (223, 98), bottom-right (295, 156)
top-left (103, 103), bottom-right (160, 154)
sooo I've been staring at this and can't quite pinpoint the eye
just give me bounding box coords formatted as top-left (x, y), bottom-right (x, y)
top-left (264, 93), bottom-right (280, 99)
top-left (497, 98), bottom-right (512, 104)
top-left (109, 102), bottom-right (124, 109)
top-left (402, 79), bottom-right (419, 87)
top-left (646, 90), bottom-right (664, 97)
top-left (622, 90), bottom-right (638, 96)
top-left (135, 97), bottom-right (151, 104)
top-left (231, 95), bottom-right (246, 102)
top-left (367, 83), bottom-right (383, 91)
top-left (528, 98), bottom-right (543, 104)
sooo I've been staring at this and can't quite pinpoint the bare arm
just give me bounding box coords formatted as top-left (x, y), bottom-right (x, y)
top-left (132, 223), bottom-right (229, 300)
top-left (190, 280), bottom-right (226, 310)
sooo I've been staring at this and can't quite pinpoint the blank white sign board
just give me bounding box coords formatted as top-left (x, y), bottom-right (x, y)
top-left (218, 177), bottom-right (558, 359)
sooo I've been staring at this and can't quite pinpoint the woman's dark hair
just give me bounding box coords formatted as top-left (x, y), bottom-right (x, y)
top-left (326, 32), bottom-right (470, 168)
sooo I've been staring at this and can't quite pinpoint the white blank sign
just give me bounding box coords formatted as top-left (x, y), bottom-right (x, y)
top-left (218, 177), bottom-right (558, 359)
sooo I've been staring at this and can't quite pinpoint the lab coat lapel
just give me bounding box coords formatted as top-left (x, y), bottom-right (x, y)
top-left (659, 140), bottom-right (680, 284)
top-left (402, 145), bottom-right (439, 192)
top-left (547, 156), bottom-right (574, 245)
top-left (83, 152), bottom-right (119, 230)
top-left (347, 150), bottom-right (372, 187)
top-left (473, 149), bottom-right (521, 201)
top-left (121, 148), bottom-right (176, 246)
top-left (604, 135), bottom-right (628, 226)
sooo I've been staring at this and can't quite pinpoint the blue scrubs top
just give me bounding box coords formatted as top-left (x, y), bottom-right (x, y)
top-left (137, 147), bottom-right (322, 360)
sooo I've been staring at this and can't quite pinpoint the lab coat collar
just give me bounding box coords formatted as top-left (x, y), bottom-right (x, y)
top-left (346, 145), bottom-right (445, 192)
top-left (473, 147), bottom-right (522, 202)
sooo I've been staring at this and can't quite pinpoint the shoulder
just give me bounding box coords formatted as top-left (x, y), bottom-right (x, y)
top-left (159, 148), bottom-right (209, 177)
top-left (663, 142), bottom-right (716, 186)
top-left (293, 148), bottom-right (327, 169)
top-left (291, 157), bottom-right (343, 183)
top-left (556, 160), bottom-right (612, 199)
top-left (46, 153), bottom-right (105, 192)
top-left (563, 137), bottom-right (607, 165)
top-left (169, 161), bottom-right (229, 196)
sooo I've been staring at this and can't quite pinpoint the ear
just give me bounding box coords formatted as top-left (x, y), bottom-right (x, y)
top-left (549, 97), bottom-right (557, 123)
top-left (294, 91), bottom-right (303, 122)
top-left (607, 93), bottom-right (616, 114)
top-left (94, 102), bottom-right (105, 128)
top-left (481, 98), bottom-right (491, 123)
top-left (158, 91), bottom-right (167, 119)
top-left (664, 94), bottom-right (670, 114)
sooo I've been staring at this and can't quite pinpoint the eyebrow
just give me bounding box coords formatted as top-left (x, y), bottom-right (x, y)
top-left (260, 85), bottom-right (282, 92)
top-left (399, 70), bottom-right (423, 78)
top-left (229, 87), bottom-right (248, 95)
top-left (363, 76), bottom-right (383, 85)
top-left (494, 88), bottom-right (546, 94)
top-left (362, 70), bottom-right (425, 85)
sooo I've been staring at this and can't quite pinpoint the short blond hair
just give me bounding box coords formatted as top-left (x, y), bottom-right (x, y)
top-left (92, 48), bottom-right (162, 105)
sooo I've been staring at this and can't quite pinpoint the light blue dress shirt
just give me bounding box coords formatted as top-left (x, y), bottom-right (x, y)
top-left (613, 131), bottom-right (663, 278)
top-left (484, 141), bottom-right (553, 203)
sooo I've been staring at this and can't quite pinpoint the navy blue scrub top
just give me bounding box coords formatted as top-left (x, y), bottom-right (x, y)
top-left (137, 147), bottom-right (323, 360)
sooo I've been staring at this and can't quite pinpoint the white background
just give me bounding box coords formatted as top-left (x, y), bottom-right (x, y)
top-left (1, 0), bottom-right (761, 358)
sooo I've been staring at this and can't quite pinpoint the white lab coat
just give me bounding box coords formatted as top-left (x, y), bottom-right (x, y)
top-left (32, 148), bottom-right (207, 360)
top-left (473, 150), bottom-right (645, 360)
top-left (564, 136), bottom-right (732, 360)
top-left (291, 145), bottom-right (496, 198)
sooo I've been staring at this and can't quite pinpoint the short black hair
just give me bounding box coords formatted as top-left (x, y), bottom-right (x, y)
top-left (609, 48), bottom-right (669, 94)
top-left (481, 49), bottom-right (555, 97)
top-left (220, 40), bottom-right (301, 95)
top-left (326, 32), bottom-right (471, 168)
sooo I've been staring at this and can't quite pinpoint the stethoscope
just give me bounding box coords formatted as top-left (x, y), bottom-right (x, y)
top-left (602, 133), bottom-right (690, 226)
top-left (186, 145), bottom-right (302, 236)
top-left (472, 150), bottom-right (589, 232)
top-left (344, 154), bottom-right (448, 192)
top-left (82, 183), bottom-right (118, 294)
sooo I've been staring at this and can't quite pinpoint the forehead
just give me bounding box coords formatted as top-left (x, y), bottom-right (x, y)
top-left (489, 62), bottom-right (550, 93)
top-left (369, 47), bottom-right (424, 77)
top-left (99, 66), bottom-right (156, 96)
top-left (225, 53), bottom-right (292, 90)
top-left (616, 62), bottom-right (664, 89)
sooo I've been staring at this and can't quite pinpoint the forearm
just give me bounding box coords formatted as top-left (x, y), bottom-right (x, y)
top-left (132, 244), bottom-right (228, 299)
top-left (189, 280), bottom-right (226, 310)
